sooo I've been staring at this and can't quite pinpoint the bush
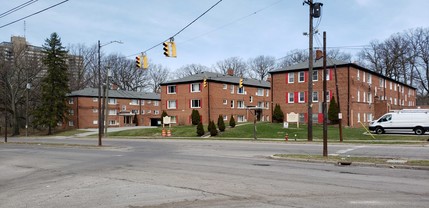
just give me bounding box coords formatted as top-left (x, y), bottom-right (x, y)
top-left (217, 115), bottom-right (226, 132)
top-left (196, 122), bottom-right (205, 136)
top-left (272, 104), bottom-right (284, 123)
top-left (191, 109), bottom-right (200, 125)
top-left (229, 115), bottom-right (236, 128)
top-left (208, 120), bottom-right (218, 136)
top-left (328, 96), bottom-right (339, 124)
top-left (161, 111), bottom-right (168, 124)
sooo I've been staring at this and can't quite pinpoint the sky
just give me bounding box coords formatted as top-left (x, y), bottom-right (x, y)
top-left (1, 0), bottom-right (429, 71)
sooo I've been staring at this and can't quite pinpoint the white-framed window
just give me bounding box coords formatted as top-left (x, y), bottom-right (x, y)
top-left (141, 100), bottom-right (145, 105)
top-left (394, 98), bottom-right (397, 105)
top-left (357, 113), bottom-right (361, 122)
top-left (257, 102), bottom-right (263, 108)
top-left (256, 88), bottom-right (264, 96)
top-left (250, 96), bottom-right (253, 103)
top-left (312, 91), bottom-right (319, 102)
top-left (237, 87), bottom-right (245, 94)
top-left (237, 115), bottom-right (245, 122)
top-left (167, 100), bottom-right (177, 109)
top-left (167, 85), bottom-right (176, 94)
top-left (108, 98), bottom-right (116, 104)
top-left (357, 69), bottom-right (360, 80)
top-left (266, 89), bottom-right (269, 97)
top-left (266, 102), bottom-right (270, 109)
top-left (367, 92), bottom-right (372, 103)
top-left (109, 109), bottom-right (117, 115)
top-left (288, 92), bottom-right (294, 103)
top-left (363, 92), bottom-right (366, 103)
top-left (141, 110), bottom-right (145, 115)
top-left (231, 100), bottom-right (234, 108)
top-left (390, 82), bottom-right (392, 90)
top-left (326, 69), bottom-right (331, 81)
top-left (69, 109), bottom-right (74, 115)
top-left (230, 85), bottom-right (235, 94)
top-left (93, 108), bottom-right (98, 113)
top-left (154, 110), bottom-right (159, 115)
top-left (130, 99), bottom-right (139, 105)
top-left (357, 90), bottom-right (360, 102)
top-left (147, 110), bottom-right (151, 114)
top-left (121, 105), bottom-right (126, 111)
top-left (93, 97), bottom-right (98, 102)
top-left (363, 113), bottom-right (366, 122)
top-left (223, 115), bottom-right (228, 120)
top-left (266, 115), bottom-right (270, 122)
top-left (109, 120), bottom-right (118, 125)
top-left (170, 116), bottom-right (177, 123)
top-left (367, 113), bottom-right (373, 122)
top-left (288, 72), bottom-right (294, 83)
top-left (312, 70), bottom-right (318, 81)
top-left (298, 71), bottom-right (305, 82)
top-left (394, 84), bottom-right (397, 91)
top-left (223, 84), bottom-right (227, 89)
top-left (223, 99), bottom-right (227, 105)
top-left (152, 101), bottom-right (158, 106)
top-left (362, 71), bottom-right (366, 83)
top-left (367, 73), bottom-right (372, 84)
top-left (68, 121), bottom-right (74, 127)
top-left (191, 99), bottom-right (201, 108)
top-left (237, 100), bottom-right (245, 108)
top-left (379, 78), bottom-right (384, 87)
top-left (191, 83), bottom-right (201, 92)
top-left (299, 92), bottom-right (305, 103)
top-left (93, 120), bottom-right (98, 125)
top-left (131, 109), bottom-right (139, 114)
top-left (68, 98), bottom-right (74, 104)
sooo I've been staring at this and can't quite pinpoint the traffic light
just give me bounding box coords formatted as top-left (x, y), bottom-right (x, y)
top-left (163, 42), bottom-right (169, 57)
top-left (142, 54), bottom-right (148, 69)
top-left (239, 78), bottom-right (243, 88)
top-left (170, 41), bottom-right (177, 58)
top-left (203, 78), bottom-right (207, 88)
top-left (135, 56), bottom-right (141, 68)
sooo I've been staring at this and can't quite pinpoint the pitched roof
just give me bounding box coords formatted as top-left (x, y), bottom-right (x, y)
top-left (269, 58), bottom-right (349, 74)
top-left (161, 71), bottom-right (270, 88)
top-left (67, 88), bottom-right (160, 100)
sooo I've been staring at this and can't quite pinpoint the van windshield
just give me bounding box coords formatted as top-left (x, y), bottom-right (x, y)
top-left (378, 114), bottom-right (392, 122)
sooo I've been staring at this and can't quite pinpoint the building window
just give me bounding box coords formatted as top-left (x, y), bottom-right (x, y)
top-left (312, 91), bottom-right (319, 102)
top-left (357, 113), bottom-right (361, 122)
top-left (237, 115), bottom-right (245, 122)
top-left (250, 96), bottom-right (253, 103)
top-left (237, 87), bottom-right (245, 94)
top-left (394, 84), bottom-right (397, 91)
top-left (266, 89), bottom-right (269, 97)
top-left (108, 98), bottom-right (116, 104)
top-left (223, 99), bottom-right (227, 105)
top-left (357, 69), bottom-right (360, 80)
top-left (257, 102), bottom-right (263, 108)
top-left (230, 85), bottom-right (234, 94)
top-left (223, 84), bottom-right (227, 89)
top-left (357, 90), bottom-right (360, 102)
top-left (191, 99), bottom-right (201, 108)
top-left (266, 102), bottom-right (269, 109)
top-left (288, 72), bottom-right (294, 83)
top-left (237, 101), bottom-right (245, 108)
top-left (367, 92), bottom-right (372, 103)
top-left (121, 105), bottom-right (126, 111)
top-left (170, 116), bottom-right (177, 123)
top-left (130, 99), bottom-right (138, 105)
top-left (326, 69), bottom-right (330, 81)
top-left (298, 71), bottom-right (305, 82)
top-left (68, 98), bottom-right (74, 104)
top-left (312, 70), bottom-right (318, 81)
top-left (68, 121), bottom-right (74, 127)
top-left (109, 109), bottom-right (117, 115)
top-left (299, 92), bottom-right (305, 103)
top-left (109, 120), bottom-right (118, 125)
top-left (141, 100), bottom-right (145, 105)
top-left (367, 113), bottom-right (373, 122)
top-left (167, 85), bottom-right (176, 94)
top-left (362, 71), bottom-right (366, 83)
top-left (288, 92), bottom-right (294, 103)
top-left (93, 120), bottom-right (98, 125)
top-left (147, 110), bottom-right (151, 114)
top-left (167, 100), bottom-right (177, 109)
top-left (367, 73), bottom-right (372, 84)
top-left (379, 79), bottom-right (384, 87)
top-left (141, 110), bottom-right (145, 115)
top-left (93, 97), bottom-right (98, 102)
top-left (191, 83), bottom-right (201, 92)
top-left (154, 110), bottom-right (159, 115)
top-left (93, 108), bottom-right (98, 113)
top-left (153, 101), bottom-right (159, 106)
top-left (131, 109), bottom-right (139, 114)
top-left (256, 88), bottom-right (264, 96)
top-left (231, 100), bottom-right (234, 108)
top-left (223, 115), bottom-right (228, 120)
top-left (69, 109), bottom-right (74, 115)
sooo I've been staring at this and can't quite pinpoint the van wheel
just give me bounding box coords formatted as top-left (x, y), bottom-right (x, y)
top-left (375, 127), bottom-right (384, 134)
top-left (414, 127), bottom-right (425, 135)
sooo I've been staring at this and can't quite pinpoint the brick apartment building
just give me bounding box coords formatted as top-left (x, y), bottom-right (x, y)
top-left (269, 58), bottom-right (417, 127)
top-left (160, 71), bottom-right (271, 125)
top-left (67, 88), bottom-right (161, 128)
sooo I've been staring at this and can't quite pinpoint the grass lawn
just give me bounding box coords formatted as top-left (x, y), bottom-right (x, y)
top-left (107, 125), bottom-right (202, 137)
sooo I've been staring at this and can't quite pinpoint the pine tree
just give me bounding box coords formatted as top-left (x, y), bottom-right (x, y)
top-left (217, 115), bottom-right (225, 132)
top-left (209, 120), bottom-right (218, 136)
top-left (196, 122), bottom-right (205, 136)
top-left (229, 115), bottom-right (236, 128)
top-left (328, 96), bottom-right (339, 124)
top-left (272, 104), bottom-right (284, 123)
top-left (33, 33), bottom-right (70, 135)
top-left (191, 109), bottom-right (200, 125)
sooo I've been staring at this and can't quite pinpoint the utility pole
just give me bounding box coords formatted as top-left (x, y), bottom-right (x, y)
top-left (323, 31), bottom-right (328, 157)
top-left (304, 0), bottom-right (323, 142)
top-left (97, 40), bottom-right (103, 146)
top-left (334, 65), bottom-right (343, 142)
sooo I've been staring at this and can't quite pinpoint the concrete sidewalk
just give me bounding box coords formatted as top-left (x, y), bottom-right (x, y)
top-left (75, 126), bottom-right (157, 137)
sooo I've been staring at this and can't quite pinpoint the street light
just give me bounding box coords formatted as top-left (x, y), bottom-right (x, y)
top-left (98, 40), bottom-right (122, 146)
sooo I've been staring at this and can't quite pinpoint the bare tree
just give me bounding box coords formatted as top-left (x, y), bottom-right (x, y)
top-left (105, 54), bottom-right (149, 91)
top-left (147, 64), bottom-right (170, 93)
top-left (68, 43), bottom-right (97, 90)
top-left (248, 55), bottom-right (276, 80)
top-left (174, 63), bottom-right (209, 79)
top-left (214, 57), bottom-right (247, 77)
top-left (277, 49), bottom-right (308, 69)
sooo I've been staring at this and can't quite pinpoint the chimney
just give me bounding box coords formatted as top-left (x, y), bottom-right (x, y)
top-left (227, 68), bottom-right (234, 76)
top-left (266, 76), bottom-right (271, 82)
top-left (111, 83), bottom-right (118, 90)
top-left (316, 50), bottom-right (323, 60)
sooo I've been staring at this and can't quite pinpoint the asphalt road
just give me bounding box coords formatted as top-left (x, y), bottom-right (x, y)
top-left (1, 138), bottom-right (428, 208)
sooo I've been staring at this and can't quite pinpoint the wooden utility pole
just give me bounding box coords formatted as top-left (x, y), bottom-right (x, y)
top-left (306, 0), bottom-right (314, 142)
top-left (334, 65), bottom-right (343, 142)
top-left (323, 31), bottom-right (328, 157)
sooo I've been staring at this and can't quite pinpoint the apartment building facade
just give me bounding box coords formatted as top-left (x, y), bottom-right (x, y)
top-left (160, 71), bottom-right (271, 125)
top-left (269, 58), bottom-right (417, 127)
top-left (67, 88), bottom-right (161, 128)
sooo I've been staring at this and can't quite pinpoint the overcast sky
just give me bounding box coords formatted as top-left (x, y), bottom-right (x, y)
top-left (1, 0), bottom-right (428, 71)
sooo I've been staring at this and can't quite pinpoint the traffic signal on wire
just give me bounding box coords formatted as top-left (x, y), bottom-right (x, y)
top-left (239, 78), bottom-right (243, 88)
top-left (163, 42), bottom-right (169, 57)
top-left (142, 54), bottom-right (148, 69)
top-left (203, 78), bottom-right (207, 88)
top-left (135, 56), bottom-right (141, 68)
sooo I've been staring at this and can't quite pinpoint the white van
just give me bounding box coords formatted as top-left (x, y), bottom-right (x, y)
top-left (369, 109), bottom-right (429, 135)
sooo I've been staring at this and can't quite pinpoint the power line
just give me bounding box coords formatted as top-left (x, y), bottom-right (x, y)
top-left (0, 0), bottom-right (69, 29)
top-left (140, 0), bottom-right (223, 54)
top-left (0, 0), bottom-right (38, 18)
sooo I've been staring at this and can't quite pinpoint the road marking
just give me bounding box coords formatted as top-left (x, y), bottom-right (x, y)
top-left (335, 146), bottom-right (365, 154)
